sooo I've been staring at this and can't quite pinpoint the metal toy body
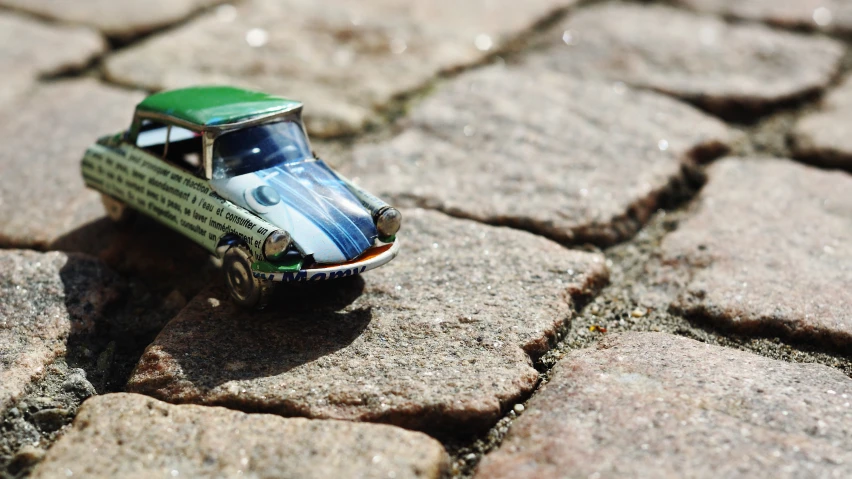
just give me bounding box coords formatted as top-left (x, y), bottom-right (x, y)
top-left (81, 86), bottom-right (401, 308)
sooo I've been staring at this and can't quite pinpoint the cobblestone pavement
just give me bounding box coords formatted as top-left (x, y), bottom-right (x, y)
top-left (0, 0), bottom-right (850, 478)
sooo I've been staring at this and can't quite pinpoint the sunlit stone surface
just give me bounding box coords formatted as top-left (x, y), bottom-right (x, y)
top-left (675, 0), bottom-right (852, 34)
top-left (346, 65), bottom-right (736, 246)
top-left (127, 209), bottom-right (609, 435)
top-left (31, 393), bottom-right (448, 479)
top-left (0, 12), bottom-right (104, 104)
top-left (476, 333), bottom-right (852, 479)
top-left (661, 158), bottom-right (852, 347)
top-left (103, 0), bottom-right (577, 136)
top-left (0, 0), bottom-right (224, 39)
top-left (0, 80), bottom-right (144, 250)
top-left (526, 3), bottom-right (844, 116)
top-left (791, 75), bottom-right (852, 170)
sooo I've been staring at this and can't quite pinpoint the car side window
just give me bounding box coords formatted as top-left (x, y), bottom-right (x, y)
top-left (136, 120), bottom-right (203, 174)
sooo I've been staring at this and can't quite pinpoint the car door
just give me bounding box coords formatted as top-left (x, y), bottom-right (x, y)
top-left (125, 118), bottom-right (225, 249)
top-left (82, 117), bottom-right (223, 251)
top-left (83, 118), bottom-right (278, 260)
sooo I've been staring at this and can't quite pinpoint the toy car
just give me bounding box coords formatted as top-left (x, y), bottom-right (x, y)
top-left (81, 86), bottom-right (401, 309)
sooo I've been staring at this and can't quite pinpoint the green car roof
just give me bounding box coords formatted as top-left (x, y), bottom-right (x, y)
top-left (136, 86), bottom-right (302, 127)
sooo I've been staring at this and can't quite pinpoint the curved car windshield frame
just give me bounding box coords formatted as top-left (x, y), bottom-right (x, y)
top-left (212, 119), bottom-right (312, 179)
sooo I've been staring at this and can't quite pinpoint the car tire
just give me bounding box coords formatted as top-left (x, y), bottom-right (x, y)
top-left (101, 194), bottom-right (135, 224)
top-left (223, 245), bottom-right (273, 309)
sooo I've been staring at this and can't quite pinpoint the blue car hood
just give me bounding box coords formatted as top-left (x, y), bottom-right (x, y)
top-left (255, 159), bottom-right (377, 261)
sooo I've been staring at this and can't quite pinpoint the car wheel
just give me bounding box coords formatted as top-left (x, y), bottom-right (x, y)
top-left (223, 245), bottom-right (273, 309)
top-left (101, 194), bottom-right (135, 223)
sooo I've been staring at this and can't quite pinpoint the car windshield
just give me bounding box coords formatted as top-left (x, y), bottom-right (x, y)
top-left (212, 119), bottom-right (312, 179)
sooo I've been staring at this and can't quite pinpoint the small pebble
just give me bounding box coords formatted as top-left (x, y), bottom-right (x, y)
top-left (514, 404), bottom-right (525, 413)
top-left (11, 445), bottom-right (45, 468)
top-left (631, 308), bottom-right (646, 318)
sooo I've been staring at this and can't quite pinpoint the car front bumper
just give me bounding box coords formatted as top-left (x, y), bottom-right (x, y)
top-left (251, 241), bottom-right (400, 282)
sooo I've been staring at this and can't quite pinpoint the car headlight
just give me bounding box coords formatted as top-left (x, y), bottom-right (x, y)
top-left (263, 230), bottom-right (291, 261)
top-left (253, 185), bottom-right (280, 206)
top-left (245, 185), bottom-right (281, 214)
top-left (376, 207), bottom-right (401, 238)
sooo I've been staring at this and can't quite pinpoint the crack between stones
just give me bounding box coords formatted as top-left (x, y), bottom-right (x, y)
top-left (363, 2), bottom-right (585, 140)
top-left (0, 359), bottom-right (83, 479)
top-left (90, 0), bottom-right (584, 141)
top-left (0, 4), bottom-right (67, 28)
top-left (441, 274), bottom-right (606, 479)
top-left (444, 201), bottom-right (852, 478)
top-left (724, 48), bottom-right (852, 171)
top-left (321, 0), bottom-right (852, 255)
top-left (19, 1), bottom-right (249, 96)
top-left (2, 0), bottom-right (247, 95)
top-left (406, 120), bottom-right (717, 249)
top-left (548, 207), bottom-right (852, 378)
top-left (550, 0), bottom-right (852, 127)
top-left (664, 246), bottom-right (852, 356)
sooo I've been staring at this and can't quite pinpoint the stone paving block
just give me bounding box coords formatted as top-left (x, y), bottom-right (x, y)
top-left (104, 0), bottom-right (577, 137)
top-left (675, 0), bottom-right (852, 35)
top-left (0, 79), bottom-right (145, 250)
top-left (0, 250), bottom-right (121, 414)
top-left (31, 393), bottom-right (448, 479)
top-left (476, 332), bottom-right (852, 479)
top-left (791, 75), bottom-right (852, 170)
top-left (346, 66), bottom-right (734, 246)
top-left (0, 0), bottom-right (222, 39)
top-left (0, 12), bottom-right (104, 102)
top-left (127, 209), bottom-right (609, 436)
top-left (525, 3), bottom-right (844, 116)
top-left (0, 76), bottom-right (33, 110)
top-left (661, 157), bottom-right (852, 347)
